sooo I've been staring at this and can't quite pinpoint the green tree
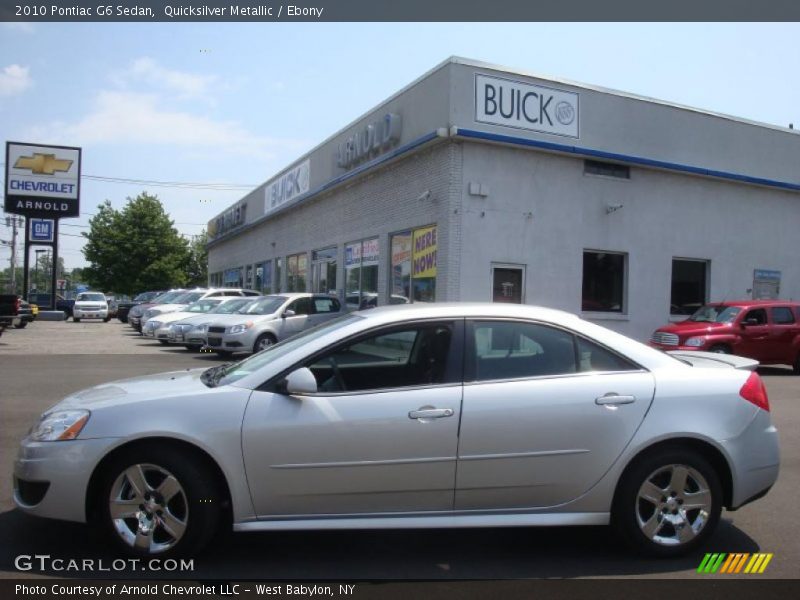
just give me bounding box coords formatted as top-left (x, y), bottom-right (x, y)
top-left (81, 193), bottom-right (191, 296)
top-left (185, 230), bottom-right (208, 287)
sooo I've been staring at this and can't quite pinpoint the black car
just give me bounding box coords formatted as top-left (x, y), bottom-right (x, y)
top-left (116, 291), bottom-right (165, 323)
top-left (15, 300), bottom-right (35, 328)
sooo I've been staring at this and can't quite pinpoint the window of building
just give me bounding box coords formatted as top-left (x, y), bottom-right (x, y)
top-left (391, 224), bottom-right (437, 305)
top-left (582, 251), bottom-right (626, 313)
top-left (584, 159), bottom-right (630, 179)
top-left (245, 264), bottom-right (253, 290)
top-left (255, 261), bottom-right (272, 295)
top-left (345, 238), bottom-right (379, 310)
top-left (223, 267), bottom-right (243, 288)
top-left (312, 247), bottom-right (337, 296)
top-left (286, 253), bottom-right (307, 292)
top-left (275, 258), bottom-right (282, 293)
top-left (771, 307), bottom-right (796, 325)
top-left (492, 264), bottom-right (524, 304)
top-left (671, 259), bottom-right (709, 315)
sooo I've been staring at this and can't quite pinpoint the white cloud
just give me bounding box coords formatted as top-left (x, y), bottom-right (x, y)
top-left (1, 22), bottom-right (35, 34)
top-left (0, 64), bottom-right (32, 96)
top-left (127, 57), bottom-right (217, 98)
top-left (26, 90), bottom-right (306, 159)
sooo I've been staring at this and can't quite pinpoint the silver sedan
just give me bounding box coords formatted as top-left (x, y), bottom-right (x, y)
top-left (13, 303), bottom-right (779, 558)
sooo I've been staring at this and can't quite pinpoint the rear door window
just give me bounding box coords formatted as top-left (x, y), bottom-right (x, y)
top-left (771, 307), bottom-right (796, 325)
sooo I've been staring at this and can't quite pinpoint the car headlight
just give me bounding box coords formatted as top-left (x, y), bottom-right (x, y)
top-left (684, 337), bottom-right (706, 347)
top-left (229, 322), bottom-right (254, 334)
top-left (29, 409), bottom-right (90, 442)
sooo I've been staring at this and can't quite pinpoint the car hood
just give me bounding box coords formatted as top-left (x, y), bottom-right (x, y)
top-left (153, 310), bottom-right (209, 325)
top-left (149, 303), bottom-right (189, 314)
top-left (656, 321), bottom-right (730, 335)
top-left (52, 368), bottom-right (211, 411)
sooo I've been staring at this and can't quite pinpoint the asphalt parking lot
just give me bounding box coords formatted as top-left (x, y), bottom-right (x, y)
top-left (0, 320), bottom-right (798, 580)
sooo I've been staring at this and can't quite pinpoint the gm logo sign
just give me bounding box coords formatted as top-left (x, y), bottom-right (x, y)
top-left (30, 218), bottom-right (54, 243)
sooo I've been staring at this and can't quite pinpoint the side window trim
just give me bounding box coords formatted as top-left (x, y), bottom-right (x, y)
top-left (259, 318), bottom-right (465, 394)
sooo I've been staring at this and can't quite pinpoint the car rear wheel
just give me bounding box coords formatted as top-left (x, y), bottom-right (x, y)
top-left (709, 344), bottom-right (731, 354)
top-left (253, 333), bottom-right (277, 353)
top-left (96, 446), bottom-right (221, 557)
top-left (612, 448), bottom-right (722, 557)
top-left (14, 321), bottom-right (27, 329)
top-left (73, 318), bottom-right (81, 323)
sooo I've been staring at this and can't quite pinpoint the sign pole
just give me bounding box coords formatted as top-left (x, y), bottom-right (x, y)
top-left (22, 222), bottom-right (30, 301)
top-left (51, 220), bottom-right (59, 308)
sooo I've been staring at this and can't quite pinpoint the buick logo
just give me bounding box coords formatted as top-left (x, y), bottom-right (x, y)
top-left (555, 101), bottom-right (575, 126)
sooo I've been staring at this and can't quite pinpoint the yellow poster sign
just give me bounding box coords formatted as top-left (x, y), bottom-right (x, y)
top-left (412, 225), bottom-right (437, 279)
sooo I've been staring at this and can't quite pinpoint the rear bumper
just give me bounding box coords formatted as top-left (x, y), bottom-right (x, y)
top-left (721, 409), bottom-right (780, 509)
top-left (73, 308), bottom-right (108, 319)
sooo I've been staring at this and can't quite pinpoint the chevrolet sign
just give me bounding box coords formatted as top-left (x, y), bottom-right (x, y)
top-left (5, 142), bottom-right (81, 218)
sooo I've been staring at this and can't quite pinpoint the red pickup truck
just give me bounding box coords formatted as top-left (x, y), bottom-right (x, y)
top-left (650, 300), bottom-right (800, 373)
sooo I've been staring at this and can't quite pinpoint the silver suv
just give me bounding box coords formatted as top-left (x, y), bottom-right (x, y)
top-left (204, 293), bottom-right (342, 355)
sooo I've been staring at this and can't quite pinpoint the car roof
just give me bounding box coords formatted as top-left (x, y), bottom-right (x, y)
top-left (354, 302), bottom-right (580, 325)
top-left (707, 300), bottom-right (800, 307)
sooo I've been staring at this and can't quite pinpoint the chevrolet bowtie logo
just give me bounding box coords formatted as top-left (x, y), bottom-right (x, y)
top-left (14, 153), bottom-right (73, 175)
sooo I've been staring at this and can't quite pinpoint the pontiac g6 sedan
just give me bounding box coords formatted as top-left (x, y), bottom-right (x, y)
top-left (13, 304), bottom-right (779, 558)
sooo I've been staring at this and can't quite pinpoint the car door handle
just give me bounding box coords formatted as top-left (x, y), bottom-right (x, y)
top-left (595, 394), bottom-right (636, 406)
top-left (409, 407), bottom-right (454, 420)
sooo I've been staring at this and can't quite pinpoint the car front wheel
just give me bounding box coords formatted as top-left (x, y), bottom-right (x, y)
top-left (96, 446), bottom-right (221, 557)
top-left (253, 333), bottom-right (277, 353)
top-left (612, 448), bottom-right (722, 557)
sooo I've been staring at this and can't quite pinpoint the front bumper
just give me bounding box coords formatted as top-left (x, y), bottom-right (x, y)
top-left (13, 437), bottom-right (120, 523)
top-left (73, 308), bottom-right (108, 320)
top-left (205, 331), bottom-right (254, 353)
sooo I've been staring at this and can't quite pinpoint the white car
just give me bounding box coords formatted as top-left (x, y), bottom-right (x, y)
top-left (72, 292), bottom-right (110, 323)
top-left (141, 288), bottom-right (260, 327)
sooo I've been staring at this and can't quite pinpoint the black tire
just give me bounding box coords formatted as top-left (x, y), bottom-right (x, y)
top-left (158, 339), bottom-right (169, 345)
top-left (253, 333), bottom-right (277, 354)
top-left (94, 445), bottom-right (222, 558)
top-left (709, 344), bottom-right (732, 354)
top-left (104, 317), bottom-right (111, 323)
top-left (215, 350), bottom-right (233, 358)
top-left (793, 352), bottom-right (800, 375)
top-left (73, 318), bottom-right (81, 323)
top-left (185, 344), bottom-right (202, 352)
top-left (612, 447), bottom-right (722, 557)
top-left (14, 321), bottom-right (27, 329)
top-left (119, 316), bottom-right (128, 323)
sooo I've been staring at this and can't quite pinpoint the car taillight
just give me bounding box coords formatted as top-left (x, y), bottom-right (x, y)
top-left (739, 371), bottom-right (769, 412)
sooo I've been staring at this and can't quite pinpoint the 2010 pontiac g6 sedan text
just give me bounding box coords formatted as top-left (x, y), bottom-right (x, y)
top-left (13, 303), bottom-right (779, 558)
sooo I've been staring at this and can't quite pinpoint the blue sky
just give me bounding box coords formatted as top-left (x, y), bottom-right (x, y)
top-left (1, 22), bottom-right (799, 269)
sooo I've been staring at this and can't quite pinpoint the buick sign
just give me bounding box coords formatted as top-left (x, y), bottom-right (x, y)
top-left (475, 74), bottom-right (579, 138)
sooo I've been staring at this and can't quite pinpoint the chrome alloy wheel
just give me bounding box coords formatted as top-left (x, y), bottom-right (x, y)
top-left (256, 336), bottom-right (274, 351)
top-left (108, 464), bottom-right (188, 554)
top-left (635, 464), bottom-right (712, 546)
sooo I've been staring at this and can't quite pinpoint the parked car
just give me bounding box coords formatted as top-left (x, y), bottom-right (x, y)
top-left (12, 303), bottom-right (779, 558)
top-left (27, 293), bottom-right (75, 319)
top-left (166, 297), bottom-right (259, 351)
top-left (140, 288), bottom-right (260, 328)
top-left (143, 297), bottom-right (244, 343)
top-left (650, 300), bottom-right (800, 373)
top-left (105, 297), bottom-right (119, 319)
top-left (72, 292), bottom-right (110, 323)
top-left (14, 299), bottom-right (35, 328)
top-left (0, 294), bottom-right (20, 336)
top-left (117, 291), bottom-right (166, 323)
top-left (204, 293), bottom-right (342, 355)
top-left (128, 290), bottom-right (188, 332)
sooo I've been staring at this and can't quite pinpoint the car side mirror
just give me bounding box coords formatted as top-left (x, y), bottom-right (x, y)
top-left (283, 367), bottom-right (317, 395)
top-left (282, 309), bottom-right (296, 318)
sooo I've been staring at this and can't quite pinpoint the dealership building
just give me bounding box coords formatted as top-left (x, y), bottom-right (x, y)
top-left (206, 57), bottom-right (800, 341)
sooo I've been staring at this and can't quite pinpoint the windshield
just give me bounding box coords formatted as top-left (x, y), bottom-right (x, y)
top-left (688, 305), bottom-right (742, 323)
top-left (76, 293), bottom-right (106, 302)
top-left (213, 298), bottom-right (256, 314)
top-left (172, 291), bottom-right (205, 304)
top-left (134, 292), bottom-right (160, 302)
top-left (185, 298), bottom-right (223, 313)
top-left (207, 314), bottom-right (362, 387)
top-left (153, 291), bottom-right (185, 304)
top-left (241, 296), bottom-right (288, 315)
